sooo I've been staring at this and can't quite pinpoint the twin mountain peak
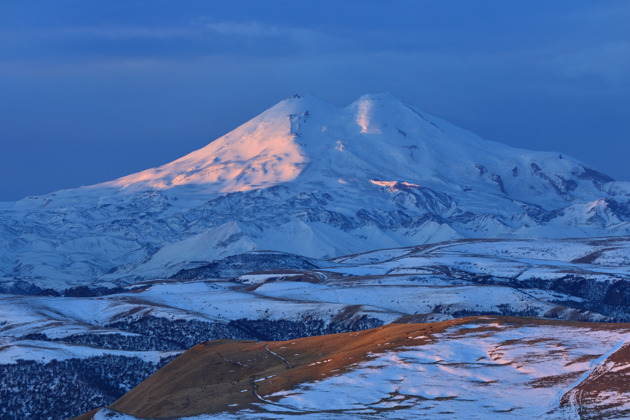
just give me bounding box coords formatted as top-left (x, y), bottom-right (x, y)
top-left (100, 93), bottom-right (613, 198)
top-left (3, 93), bottom-right (629, 287)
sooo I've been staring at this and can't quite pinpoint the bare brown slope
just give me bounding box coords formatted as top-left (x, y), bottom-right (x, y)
top-left (560, 341), bottom-right (630, 419)
top-left (108, 317), bottom-right (472, 418)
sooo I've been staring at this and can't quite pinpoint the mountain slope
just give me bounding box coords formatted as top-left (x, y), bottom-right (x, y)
top-left (1, 93), bottom-right (629, 289)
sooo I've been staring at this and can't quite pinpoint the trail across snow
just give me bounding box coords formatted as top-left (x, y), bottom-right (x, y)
top-left (265, 344), bottom-right (292, 369)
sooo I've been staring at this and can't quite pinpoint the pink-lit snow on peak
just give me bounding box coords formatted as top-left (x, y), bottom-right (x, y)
top-left (370, 179), bottom-right (421, 192)
top-left (106, 95), bottom-right (332, 193)
top-left (95, 92), bottom-right (600, 204)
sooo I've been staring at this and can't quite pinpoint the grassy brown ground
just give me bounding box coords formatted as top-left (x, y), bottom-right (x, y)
top-left (107, 317), bottom-right (480, 418)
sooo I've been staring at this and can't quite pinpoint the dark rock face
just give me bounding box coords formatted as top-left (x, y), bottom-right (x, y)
top-left (575, 166), bottom-right (615, 185)
top-left (63, 285), bottom-right (126, 297)
top-left (530, 162), bottom-right (575, 197)
top-left (0, 280), bottom-right (47, 295)
top-left (471, 276), bottom-right (630, 322)
top-left (173, 252), bottom-right (321, 280)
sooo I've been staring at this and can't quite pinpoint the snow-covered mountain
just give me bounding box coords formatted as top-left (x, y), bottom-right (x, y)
top-left (2, 93), bottom-right (630, 290)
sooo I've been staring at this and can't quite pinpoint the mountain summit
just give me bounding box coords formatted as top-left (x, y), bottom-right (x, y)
top-left (102, 92), bottom-right (621, 207)
top-left (105, 92), bottom-right (434, 193)
top-left (1, 94), bottom-right (629, 289)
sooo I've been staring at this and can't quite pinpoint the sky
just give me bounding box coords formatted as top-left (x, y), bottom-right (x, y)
top-left (1, 0), bottom-right (629, 201)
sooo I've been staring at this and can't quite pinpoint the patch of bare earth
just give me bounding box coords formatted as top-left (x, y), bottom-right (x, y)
top-left (560, 342), bottom-right (630, 419)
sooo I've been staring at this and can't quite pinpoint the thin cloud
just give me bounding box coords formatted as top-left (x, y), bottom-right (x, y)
top-left (552, 42), bottom-right (630, 91)
top-left (204, 20), bottom-right (351, 52)
top-left (206, 21), bottom-right (283, 37)
top-left (60, 25), bottom-right (200, 40)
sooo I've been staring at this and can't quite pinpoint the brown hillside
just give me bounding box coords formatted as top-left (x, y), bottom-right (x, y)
top-left (108, 317), bottom-right (477, 418)
top-left (97, 316), bottom-right (630, 419)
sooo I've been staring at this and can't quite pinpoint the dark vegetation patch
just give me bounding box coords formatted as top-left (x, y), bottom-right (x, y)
top-left (0, 355), bottom-right (175, 420)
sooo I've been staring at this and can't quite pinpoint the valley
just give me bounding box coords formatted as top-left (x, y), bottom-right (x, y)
top-left (2, 237), bottom-right (630, 418)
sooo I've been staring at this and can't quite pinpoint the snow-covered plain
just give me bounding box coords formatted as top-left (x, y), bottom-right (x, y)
top-left (263, 324), bottom-right (629, 418)
top-left (2, 236), bottom-right (629, 368)
top-left (3, 237), bottom-right (628, 420)
top-left (0, 337), bottom-right (177, 365)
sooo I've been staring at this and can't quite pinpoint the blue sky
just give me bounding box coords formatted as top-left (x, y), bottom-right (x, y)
top-left (1, 0), bottom-right (629, 201)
